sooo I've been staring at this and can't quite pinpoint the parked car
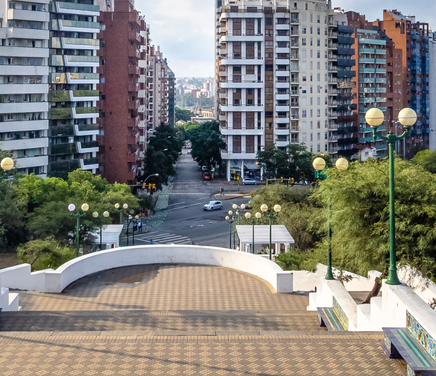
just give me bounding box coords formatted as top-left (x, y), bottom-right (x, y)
top-left (202, 171), bottom-right (211, 180)
top-left (243, 178), bottom-right (257, 185)
top-left (203, 201), bottom-right (223, 211)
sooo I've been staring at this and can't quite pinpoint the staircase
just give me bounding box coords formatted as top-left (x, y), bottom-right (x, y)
top-left (0, 279), bottom-right (19, 312)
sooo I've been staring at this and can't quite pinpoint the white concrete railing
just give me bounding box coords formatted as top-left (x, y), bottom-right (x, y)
top-left (292, 263), bottom-right (382, 292)
top-left (0, 245), bottom-right (293, 294)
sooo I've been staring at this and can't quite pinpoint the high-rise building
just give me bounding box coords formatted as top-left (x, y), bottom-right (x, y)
top-left (48, 0), bottom-right (101, 177)
top-left (327, 11), bottom-right (358, 160)
top-left (97, 0), bottom-right (146, 184)
top-left (346, 12), bottom-right (390, 160)
top-left (373, 10), bottom-right (430, 156)
top-left (216, 0), bottom-right (333, 181)
top-left (164, 59), bottom-right (176, 128)
top-left (0, 0), bottom-right (49, 177)
top-left (429, 32), bottom-right (436, 151)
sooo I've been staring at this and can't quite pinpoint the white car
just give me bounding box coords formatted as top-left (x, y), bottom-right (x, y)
top-left (243, 178), bottom-right (257, 185)
top-left (203, 201), bottom-right (223, 211)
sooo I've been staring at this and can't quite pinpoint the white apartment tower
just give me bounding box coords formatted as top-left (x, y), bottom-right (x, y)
top-left (216, 0), bottom-right (333, 181)
top-left (0, 0), bottom-right (50, 177)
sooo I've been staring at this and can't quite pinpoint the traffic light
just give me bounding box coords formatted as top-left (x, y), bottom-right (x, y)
top-left (148, 183), bottom-right (152, 190)
top-left (152, 184), bottom-right (156, 190)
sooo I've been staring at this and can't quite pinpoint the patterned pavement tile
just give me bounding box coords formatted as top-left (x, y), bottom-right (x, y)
top-left (0, 264), bottom-right (407, 375)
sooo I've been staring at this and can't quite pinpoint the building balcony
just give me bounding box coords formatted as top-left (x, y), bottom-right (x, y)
top-left (128, 47), bottom-right (142, 60)
top-left (77, 140), bottom-right (99, 153)
top-left (7, 8), bottom-right (49, 22)
top-left (128, 83), bottom-right (140, 92)
top-left (79, 157), bottom-right (99, 170)
top-left (128, 100), bottom-right (140, 110)
top-left (56, 1), bottom-right (100, 15)
top-left (51, 142), bottom-right (77, 155)
top-left (128, 31), bottom-right (143, 44)
top-left (128, 66), bottom-right (141, 76)
top-left (129, 12), bottom-right (142, 27)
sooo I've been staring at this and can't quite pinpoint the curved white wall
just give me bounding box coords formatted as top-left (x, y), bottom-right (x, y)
top-left (0, 245), bottom-right (293, 294)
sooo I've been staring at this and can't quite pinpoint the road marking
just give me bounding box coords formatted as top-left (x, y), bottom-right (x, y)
top-left (166, 203), bottom-right (203, 211)
top-left (167, 202), bottom-right (186, 207)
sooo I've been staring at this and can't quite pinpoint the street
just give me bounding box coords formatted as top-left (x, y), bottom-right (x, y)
top-left (138, 151), bottom-right (256, 248)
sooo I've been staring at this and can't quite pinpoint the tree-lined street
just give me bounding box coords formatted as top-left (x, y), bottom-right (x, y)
top-left (140, 150), bottom-right (254, 248)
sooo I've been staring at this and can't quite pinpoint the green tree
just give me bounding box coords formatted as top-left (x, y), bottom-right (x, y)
top-left (16, 170), bottom-right (138, 249)
top-left (256, 144), bottom-right (330, 183)
top-left (189, 121), bottom-right (224, 168)
top-left (175, 107), bottom-right (194, 122)
top-left (141, 123), bottom-right (183, 190)
top-left (311, 158), bottom-right (436, 280)
top-left (0, 150), bottom-right (26, 248)
top-left (248, 184), bottom-right (321, 253)
top-left (17, 237), bottom-right (75, 271)
top-left (413, 149), bottom-right (436, 174)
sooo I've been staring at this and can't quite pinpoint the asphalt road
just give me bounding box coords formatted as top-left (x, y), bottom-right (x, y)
top-left (157, 151), bottom-right (256, 248)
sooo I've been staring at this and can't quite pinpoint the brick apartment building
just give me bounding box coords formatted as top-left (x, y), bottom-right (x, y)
top-left (97, 0), bottom-right (147, 184)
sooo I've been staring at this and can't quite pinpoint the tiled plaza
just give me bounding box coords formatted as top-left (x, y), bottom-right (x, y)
top-left (0, 264), bottom-right (406, 375)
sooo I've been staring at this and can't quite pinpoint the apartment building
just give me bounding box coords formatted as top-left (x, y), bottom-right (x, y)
top-left (48, 0), bottom-right (101, 178)
top-left (216, 0), bottom-right (333, 181)
top-left (0, 0), bottom-right (49, 177)
top-left (345, 12), bottom-right (389, 160)
top-left (328, 11), bottom-right (358, 160)
top-left (148, 46), bottom-right (170, 132)
top-left (373, 10), bottom-right (430, 156)
top-left (164, 59), bottom-right (175, 128)
top-left (97, 0), bottom-right (146, 184)
top-left (430, 32), bottom-right (436, 151)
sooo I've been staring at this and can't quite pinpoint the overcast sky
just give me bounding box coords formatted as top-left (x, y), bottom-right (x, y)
top-left (136, 0), bottom-right (436, 78)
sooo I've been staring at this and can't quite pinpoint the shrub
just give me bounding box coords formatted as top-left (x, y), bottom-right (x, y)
top-left (17, 237), bottom-right (75, 271)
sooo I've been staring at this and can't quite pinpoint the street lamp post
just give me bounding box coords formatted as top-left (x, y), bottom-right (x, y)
top-left (0, 157), bottom-right (14, 181)
top-left (232, 204), bottom-right (246, 225)
top-left (260, 204), bottom-right (281, 260)
top-left (68, 203), bottom-right (89, 257)
top-left (245, 211), bottom-right (261, 253)
top-left (225, 215), bottom-right (234, 249)
top-left (313, 157), bottom-right (349, 280)
top-left (365, 107), bottom-right (416, 286)
top-left (92, 211), bottom-right (110, 250)
top-left (114, 203), bottom-right (128, 247)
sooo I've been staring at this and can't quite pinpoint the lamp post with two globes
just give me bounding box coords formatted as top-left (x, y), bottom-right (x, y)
top-left (244, 211), bottom-right (262, 254)
top-left (68, 203), bottom-right (89, 257)
top-left (225, 214), bottom-right (234, 249)
top-left (312, 157), bottom-right (349, 280)
top-left (114, 203), bottom-right (128, 247)
top-left (365, 107), bottom-right (417, 285)
top-left (92, 211), bottom-right (110, 250)
top-left (260, 204), bottom-right (281, 260)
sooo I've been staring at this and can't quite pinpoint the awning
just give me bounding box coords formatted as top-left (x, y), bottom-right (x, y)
top-left (235, 225), bottom-right (294, 244)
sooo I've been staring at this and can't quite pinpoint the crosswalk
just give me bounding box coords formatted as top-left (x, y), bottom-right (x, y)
top-left (133, 231), bottom-right (192, 245)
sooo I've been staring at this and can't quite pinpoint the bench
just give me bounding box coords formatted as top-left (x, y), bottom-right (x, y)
top-left (317, 307), bottom-right (346, 331)
top-left (382, 327), bottom-right (436, 375)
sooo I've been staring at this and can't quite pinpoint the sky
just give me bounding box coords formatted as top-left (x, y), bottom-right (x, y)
top-left (136, 0), bottom-right (436, 78)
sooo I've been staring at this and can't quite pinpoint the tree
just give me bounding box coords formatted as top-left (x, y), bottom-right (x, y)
top-left (189, 121), bottom-right (224, 169)
top-left (256, 144), bottom-right (330, 183)
top-left (175, 107), bottom-right (194, 122)
top-left (16, 170), bottom-right (139, 249)
top-left (17, 237), bottom-right (75, 271)
top-left (141, 123), bottom-right (183, 190)
top-left (412, 149), bottom-right (436, 174)
top-left (311, 158), bottom-right (436, 280)
top-left (248, 184), bottom-right (321, 253)
top-left (0, 150), bottom-right (26, 248)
